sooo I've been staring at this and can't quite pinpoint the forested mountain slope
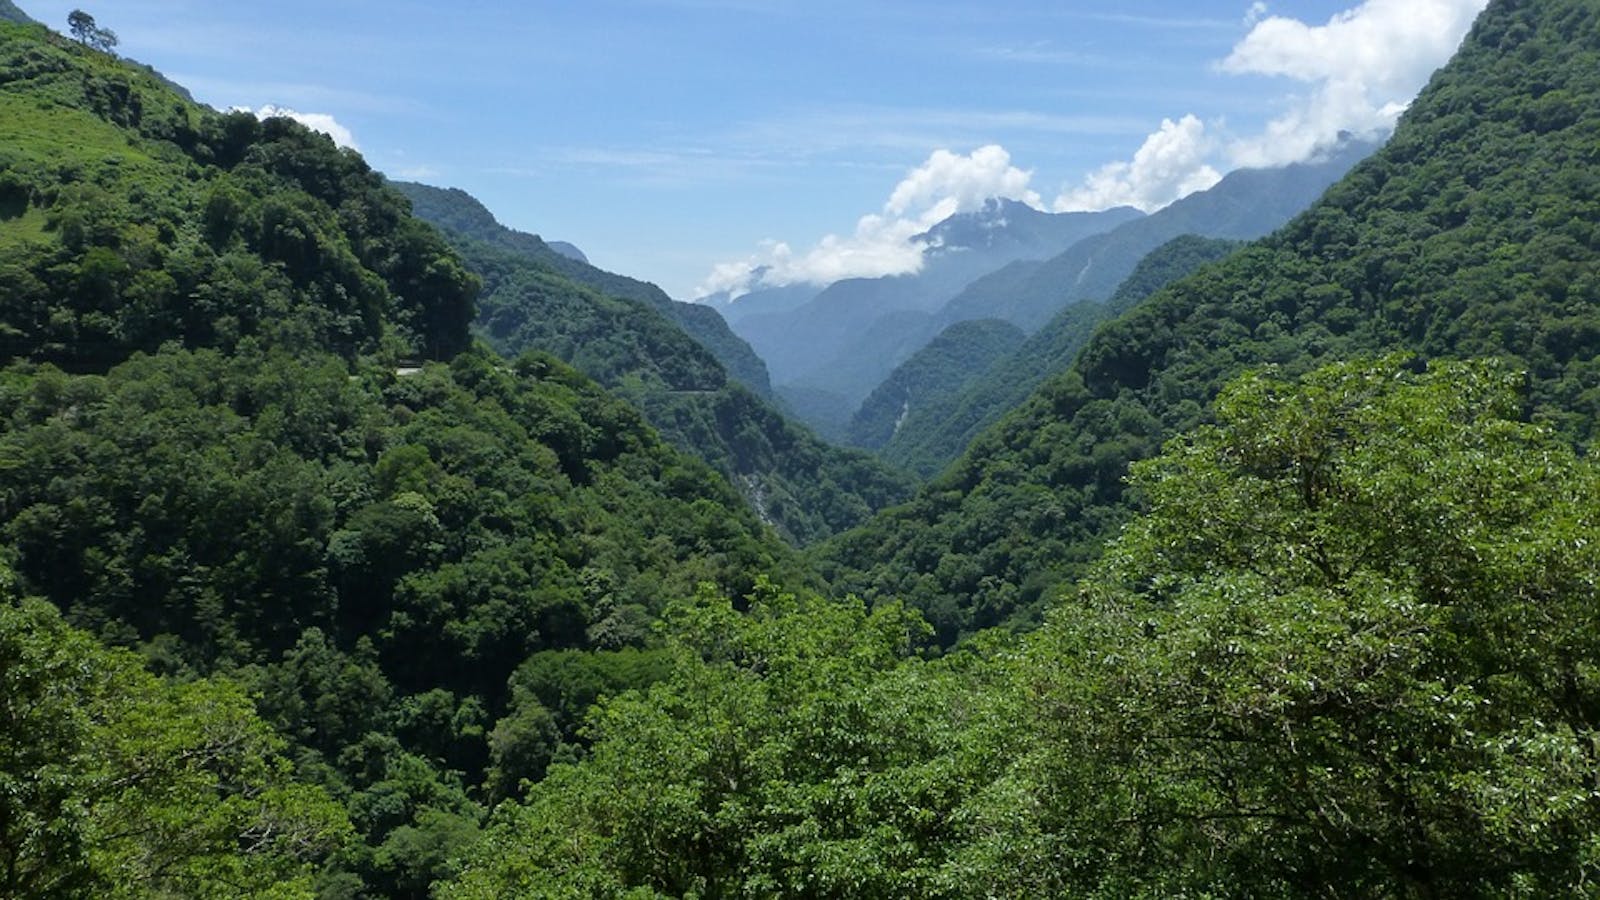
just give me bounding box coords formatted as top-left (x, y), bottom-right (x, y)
top-left (845, 318), bottom-right (1025, 451)
top-left (451, 355), bottom-right (1600, 897)
top-left (397, 182), bottom-right (773, 398)
top-left (397, 183), bottom-right (915, 546)
top-left (881, 235), bottom-right (1242, 478)
top-left (0, 20), bottom-right (809, 894)
top-left (441, 5), bottom-right (1600, 890)
top-left (818, 0), bottom-right (1600, 644)
top-left (0, 32), bottom-right (475, 368)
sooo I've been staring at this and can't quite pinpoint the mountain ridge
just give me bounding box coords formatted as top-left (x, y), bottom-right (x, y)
top-left (876, 234), bottom-right (1244, 477)
top-left (0, 22), bottom-right (811, 893)
top-left (818, 0), bottom-right (1600, 643)
top-left (396, 182), bottom-right (775, 398)
top-left (727, 204), bottom-right (1143, 414)
top-left (935, 138), bottom-right (1379, 332)
top-left (395, 181), bottom-right (917, 546)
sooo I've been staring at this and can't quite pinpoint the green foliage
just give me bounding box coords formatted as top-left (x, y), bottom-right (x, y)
top-left (446, 226), bottom-right (730, 394)
top-left (0, 586), bottom-right (350, 898)
top-left (0, 340), bottom-right (805, 890)
top-left (0, 16), bottom-right (828, 898)
top-left (0, 27), bottom-right (475, 369)
top-left (978, 357), bottom-right (1600, 895)
top-left (448, 357), bottom-right (1600, 896)
top-left (442, 580), bottom-right (1009, 899)
top-left (821, 0), bottom-right (1600, 643)
top-left (395, 181), bottom-right (774, 397)
top-left (485, 647), bottom-right (676, 800)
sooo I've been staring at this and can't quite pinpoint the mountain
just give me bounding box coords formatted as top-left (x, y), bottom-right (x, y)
top-left (726, 203), bottom-right (1143, 412)
top-left (818, 0), bottom-right (1600, 645)
top-left (845, 318), bottom-right (1025, 451)
top-left (396, 182), bottom-right (916, 546)
top-left (0, 0), bottom-right (34, 24)
top-left (0, 21), bottom-right (811, 894)
top-left (936, 138), bottom-right (1379, 332)
top-left (546, 239), bottom-right (587, 263)
top-left (396, 183), bottom-right (774, 398)
top-left (880, 235), bottom-right (1243, 477)
top-left (705, 278), bottom-right (823, 326)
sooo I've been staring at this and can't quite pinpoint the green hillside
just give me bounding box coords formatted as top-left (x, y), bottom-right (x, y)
top-left (423, 6), bottom-right (1600, 875)
top-left (0, 22), bottom-right (808, 894)
top-left (845, 318), bottom-right (1025, 451)
top-left (13, 0), bottom-right (1600, 895)
top-left (398, 183), bottom-right (916, 546)
top-left (0, 24), bottom-right (473, 369)
top-left (819, 0), bottom-right (1600, 643)
top-left (881, 235), bottom-right (1242, 478)
top-left (396, 183), bottom-right (774, 397)
top-left (450, 355), bottom-right (1600, 896)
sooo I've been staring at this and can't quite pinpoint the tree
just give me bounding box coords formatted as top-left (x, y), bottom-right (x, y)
top-left (0, 585), bottom-right (351, 898)
top-left (441, 580), bottom-right (996, 899)
top-left (989, 356), bottom-right (1600, 895)
top-left (66, 9), bottom-right (116, 53)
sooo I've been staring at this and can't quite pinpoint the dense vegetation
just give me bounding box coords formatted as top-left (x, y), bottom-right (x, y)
top-left (881, 235), bottom-right (1241, 478)
top-left (397, 183), bottom-right (915, 546)
top-left (445, 357), bottom-right (1600, 897)
top-left (0, 25), bottom-right (474, 369)
top-left (9, 0), bottom-right (1600, 895)
top-left (396, 183), bottom-right (773, 398)
top-left (845, 317), bottom-right (1024, 450)
top-left (0, 20), bottom-right (806, 895)
top-left (820, 0), bottom-right (1600, 644)
top-left (1, 574), bottom-right (350, 899)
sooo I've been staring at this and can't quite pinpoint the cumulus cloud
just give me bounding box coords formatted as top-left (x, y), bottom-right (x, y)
top-left (1051, 0), bottom-right (1486, 213)
top-left (238, 104), bottom-right (360, 151)
top-left (697, 145), bottom-right (1039, 298)
top-left (1221, 0), bottom-right (1489, 166)
top-left (1054, 115), bottom-right (1222, 213)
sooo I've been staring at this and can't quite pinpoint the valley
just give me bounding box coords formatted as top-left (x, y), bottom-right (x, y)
top-left (4, 0), bottom-right (1600, 896)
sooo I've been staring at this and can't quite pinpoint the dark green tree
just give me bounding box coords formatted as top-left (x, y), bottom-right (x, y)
top-left (66, 9), bottom-right (116, 52)
top-left (0, 584), bottom-right (351, 898)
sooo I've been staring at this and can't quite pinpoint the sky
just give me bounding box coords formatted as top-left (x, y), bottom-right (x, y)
top-left (19, 0), bottom-right (1489, 300)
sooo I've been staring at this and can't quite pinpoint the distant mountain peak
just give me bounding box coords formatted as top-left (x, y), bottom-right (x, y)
top-left (0, 1), bottom-right (37, 25)
top-left (547, 241), bottom-right (588, 264)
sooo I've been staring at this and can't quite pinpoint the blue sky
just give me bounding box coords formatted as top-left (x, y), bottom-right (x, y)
top-left (21, 1), bottom-right (1487, 298)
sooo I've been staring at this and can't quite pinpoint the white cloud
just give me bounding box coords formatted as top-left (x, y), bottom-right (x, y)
top-left (1049, 0), bottom-right (1487, 214)
top-left (697, 145), bottom-right (1039, 298)
top-left (1221, 0), bottom-right (1489, 167)
top-left (1054, 114), bottom-right (1222, 213)
top-left (887, 146), bottom-right (1042, 221)
top-left (239, 104), bottom-right (360, 151)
